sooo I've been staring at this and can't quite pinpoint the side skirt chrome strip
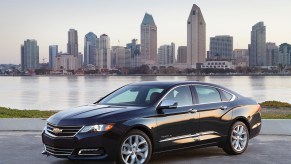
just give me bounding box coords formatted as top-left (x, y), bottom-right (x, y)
top-left (159, 131), bottom-right (220, 143)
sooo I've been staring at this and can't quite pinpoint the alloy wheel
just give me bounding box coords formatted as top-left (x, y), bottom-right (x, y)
top-left (231, 125), bottom-right (248, 152)
top-left (121, 135), bottom-right (149, 164)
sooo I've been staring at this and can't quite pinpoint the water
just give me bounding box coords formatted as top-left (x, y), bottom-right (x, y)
top-left (0, 76), bottom-right (291, 110)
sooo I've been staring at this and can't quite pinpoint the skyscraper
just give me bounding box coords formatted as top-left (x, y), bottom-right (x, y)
top-left (141, 13), bottom-right (157, 65)
top-left (177, 46), bottom-right (187, 63)
top-left (21, 39), bottom-right (39, 71)
top-left (187, 4), bottom-right (206, 68)
top-left (209, 35), bottom-right (233, 60)
top-left (112, 47), bottom-right (131, 68)
top-left (84, 32), bottom-right (98, 66)
top-left (67, 29), bottom-right (78, 56)
top-left (126, 39), bottom-right (141, 67)
top-left (278, 43), bottom-right (291, 66)
top-left (97, 34), bottom-right (111, 69)
top-left (249, 22), bottom-right (266, 67)
top-left (266, 42), bottom-right (279, 66)
top-left (158, 43), bottom-right (175, 65)
top-left (49, 45), bottom-right (58, 69)
top-left (233, 49), bottom-right (249, 67)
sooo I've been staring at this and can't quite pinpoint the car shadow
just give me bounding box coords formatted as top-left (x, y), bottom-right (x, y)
top-left (150, 147), bottom-right (227, 163)
top-left (46, 147), bottom-right (226, 164)
top-left (49, 160), bottom-right (114, 164)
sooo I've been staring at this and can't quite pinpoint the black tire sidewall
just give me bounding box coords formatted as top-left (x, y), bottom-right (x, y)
top-left (117, 129), bottom-right (152, 164)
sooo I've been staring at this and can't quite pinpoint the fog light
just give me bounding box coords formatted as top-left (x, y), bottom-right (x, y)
top-left (78, 148), bottom-right (104, 156)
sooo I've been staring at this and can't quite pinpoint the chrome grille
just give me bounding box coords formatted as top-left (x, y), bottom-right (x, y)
top-left (45, 144), bottom-right (73, 156)
top-left (46, 122), bottom-right (83, 137)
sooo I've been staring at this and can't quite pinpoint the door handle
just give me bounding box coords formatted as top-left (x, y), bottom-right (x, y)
top-left (189, 109), bottom-right (198, 113)
top-left (219, 106), bottom-right (228, 110)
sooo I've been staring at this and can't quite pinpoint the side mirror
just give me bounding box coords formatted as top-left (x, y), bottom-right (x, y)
top-left (159, 100), bottom-right (178, 110)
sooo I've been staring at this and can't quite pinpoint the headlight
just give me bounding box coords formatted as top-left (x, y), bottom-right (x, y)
top-left (80, 124), bottom-right (114, 133)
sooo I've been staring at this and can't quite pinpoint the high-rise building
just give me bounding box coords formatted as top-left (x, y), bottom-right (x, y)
top-left (49, 45), bottom-right (58, 70)
top-left (233, 49), bottom-right (249, 67)
top-left (278, 43), bottom-right (291, 66)
top-left (67, 29), bottom-right (78, 56)
top-left (126, 39), bottom-right (141, 67)
top-left (97, 34), bottom-right (111, 69)
top-left (209, 35), bottom-right (233, 59)
top-left (141, 13), bottom-right (157, 65)
top-left (21, 39), bottom-right (39, 71)
top-left (112, 47), bottom-right (131, 68)
top-left (78, 52), bottom-right (83, 68)
top-left (84, 32), bottom-right (98, 66)
top-left (158, 43), bottom-right (175, 65)
top-left (249, 22), bottom-right (266, 67)
top-left (177, 46), bottom-right (187, 63)
top-left (187, 4), bottom-right (206, 68)
top-left (266, 43), bottom-right (279, 66)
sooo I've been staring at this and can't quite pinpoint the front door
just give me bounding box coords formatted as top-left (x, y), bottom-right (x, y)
top-left (156, 85), bottom-right (200, 151)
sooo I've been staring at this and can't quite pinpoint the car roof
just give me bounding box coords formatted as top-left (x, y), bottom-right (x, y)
top-left (129, 81), bottom-right (241, 97)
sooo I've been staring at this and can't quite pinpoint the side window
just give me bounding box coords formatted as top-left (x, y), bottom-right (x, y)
top-left (221, 90), bottom-right (233, 101)
top-left (195, 86), bottom-right (222, 104)
top-left (163, 86), bottom-right (193, 106)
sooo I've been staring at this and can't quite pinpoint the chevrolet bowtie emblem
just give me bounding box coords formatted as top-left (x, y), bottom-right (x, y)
top-left (52, 128), bottom-right (62, 134)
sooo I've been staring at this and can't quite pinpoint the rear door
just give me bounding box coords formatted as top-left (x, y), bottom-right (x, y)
top-left (156, 85), bottom-right (200, 151)
top-left (191, 85), bottom-right (234, 144)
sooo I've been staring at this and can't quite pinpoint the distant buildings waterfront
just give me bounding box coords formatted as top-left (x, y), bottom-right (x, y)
top-left (14, 4), bottom-right (291, 75)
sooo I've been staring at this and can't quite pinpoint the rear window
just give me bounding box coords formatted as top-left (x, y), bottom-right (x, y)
top-left (195, 86), bottom-right (222, 104)
top-left (221, 90), bottom-right (234, 101)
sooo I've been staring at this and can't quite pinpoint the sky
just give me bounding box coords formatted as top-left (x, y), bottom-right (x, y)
top-left (0, 0), bottom-right (291, 64)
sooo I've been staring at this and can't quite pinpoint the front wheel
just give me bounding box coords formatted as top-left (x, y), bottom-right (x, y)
top-left (223, 121), bottom-right (249, 155)
top-left (118, 129), bottom-right (152, 164)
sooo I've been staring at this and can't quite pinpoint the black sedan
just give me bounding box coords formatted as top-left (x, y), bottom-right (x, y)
top-left (42, 81), bottom-right (261, 164)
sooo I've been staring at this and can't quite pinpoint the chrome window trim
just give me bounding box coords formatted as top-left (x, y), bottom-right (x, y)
top-left (155, 84), bottom-right (194, 109)
top-left (192, 84), bottom-right (237, 105)
top-left (155, 83), bottom-right (237, 110)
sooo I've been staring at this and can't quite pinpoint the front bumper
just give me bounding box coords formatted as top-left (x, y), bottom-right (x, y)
top-left (41, 129), bottom-right (121, 161)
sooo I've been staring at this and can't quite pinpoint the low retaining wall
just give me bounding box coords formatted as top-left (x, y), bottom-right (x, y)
top-left (0, 119), bottom-right (290, 135)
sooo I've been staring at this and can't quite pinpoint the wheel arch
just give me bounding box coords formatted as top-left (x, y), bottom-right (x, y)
top-left (231, 116), bottom-right (251, 135)
top-left (126, 125), bottom-right (155, 151)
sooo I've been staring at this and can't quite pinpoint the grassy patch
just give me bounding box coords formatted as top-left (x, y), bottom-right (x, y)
top-left (0, 107), bottom-right (56, 118)
top-left (260, 101), bottom-right (291, 108)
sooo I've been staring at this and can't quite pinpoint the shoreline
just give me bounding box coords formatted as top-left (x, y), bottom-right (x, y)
top-left (1, 74), bottom-right (291, 77)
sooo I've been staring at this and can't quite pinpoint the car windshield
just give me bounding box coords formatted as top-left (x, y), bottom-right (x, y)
top-left (98, 85), bottom-right (167, 106)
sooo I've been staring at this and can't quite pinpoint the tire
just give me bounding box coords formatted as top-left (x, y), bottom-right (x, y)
top-left (117, 129), bottom-right (152, 164)
top-left (223, 121), bottom-right (249, 155)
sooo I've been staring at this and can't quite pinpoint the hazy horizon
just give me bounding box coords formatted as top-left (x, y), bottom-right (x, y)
top-left (1, 0), bottom-right (291, 64)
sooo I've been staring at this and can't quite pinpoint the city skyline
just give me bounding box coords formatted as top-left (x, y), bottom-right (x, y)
top-left (1, 0), bottom-right (291, 64)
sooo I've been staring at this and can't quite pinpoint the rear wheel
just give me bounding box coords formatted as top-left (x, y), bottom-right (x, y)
top-left (118, 129), bottom-right (152, 164)
top-left (223, 121), bottom-right (249, 155)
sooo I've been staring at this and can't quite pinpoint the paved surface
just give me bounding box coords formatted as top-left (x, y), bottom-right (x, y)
top-left (1, 119), bottom-right (291, 135)
top-left (0, 132), bottom-right (290, 164)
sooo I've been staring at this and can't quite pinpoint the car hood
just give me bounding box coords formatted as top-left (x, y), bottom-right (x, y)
top-left (47, 104), bottom-right (144, 126)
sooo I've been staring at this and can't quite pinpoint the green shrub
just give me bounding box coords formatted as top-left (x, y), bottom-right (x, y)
top-left (0, 107), bottom-right (56, 118)
top-left (260, 101), bottom-right (291, 107)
